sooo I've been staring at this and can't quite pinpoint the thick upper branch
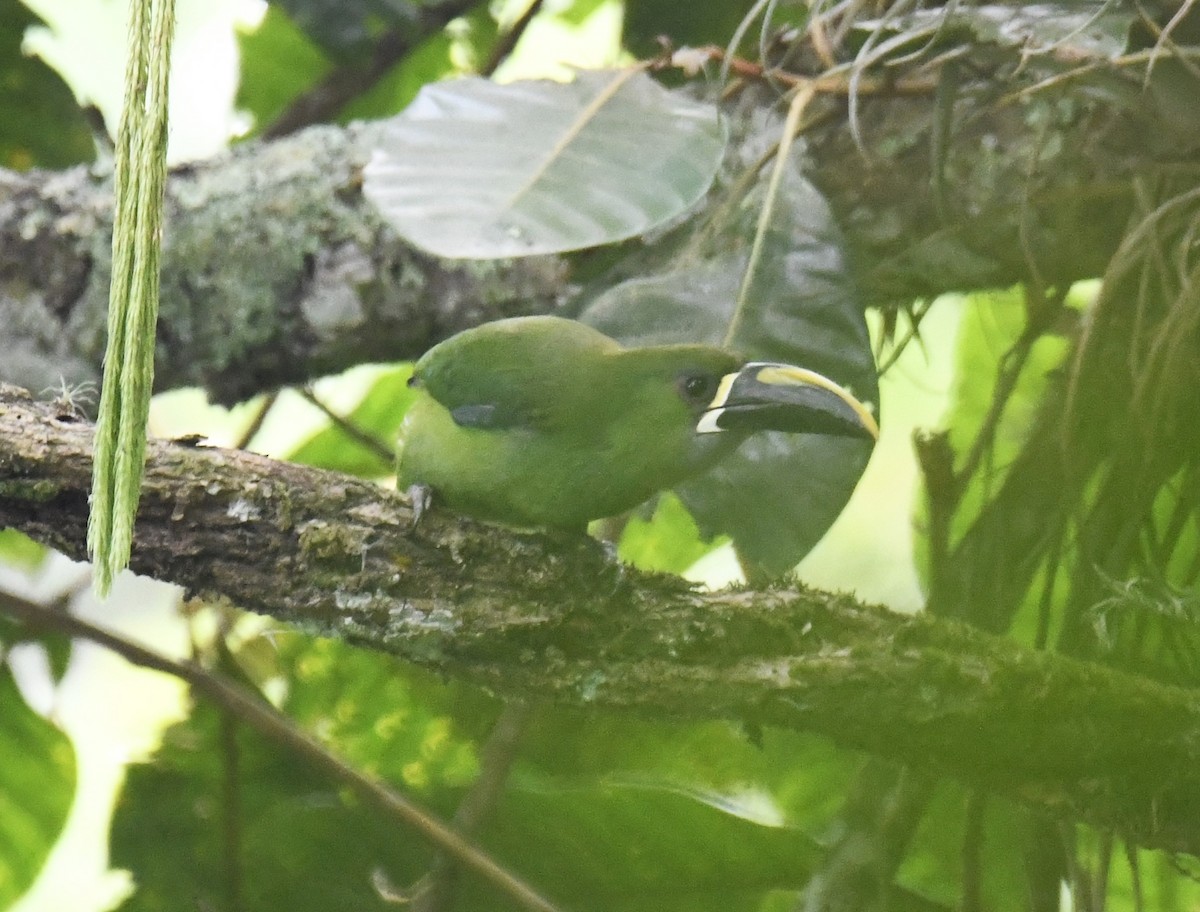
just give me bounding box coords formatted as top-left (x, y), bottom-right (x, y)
top-left (0, 124), bottom-right (566, 404)
top-left (1, 40), bottom-right (1192, 402)
top-left (2, 384), bottom-right (1200, 854)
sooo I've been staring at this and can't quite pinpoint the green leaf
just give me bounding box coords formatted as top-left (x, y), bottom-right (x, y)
top-left (235, 4), bottom-right (331, 135)
top-left (286, 365), bottom-right (417, 475)
top-left (112, 697), bottom-right (412, 912)
top-left (111, 635), bottom-right (486, 911)
top-left (579, 152), bottom-right (877, 577)
top-left (0, 529), bottom-right (47, 571)
top-left (616, 492), bottom-right (727, 575)
top-left (915, 290), bottom-right (1070, 568)
top-left (113, 706), bottom-right (827, 912)
top-left (114, 711), bottom-right (828, 912)
top-left (272, 634), bottom-right (485, 790)
top-left (336, 30), bottom-right (457, 123)
top-left (364, 68), bottom-right (726, 258)
top-left (516, 709), bottom-right (856, 831)
top-left (0, 667), bottom-right (76, 907)
top-left (474, 778), bottom-right (825, 910)
top-left (0, 1), bottom-right (93, 169)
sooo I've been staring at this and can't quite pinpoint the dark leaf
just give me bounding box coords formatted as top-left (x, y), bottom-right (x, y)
top-left (580, 154), bottom-right (877, 575)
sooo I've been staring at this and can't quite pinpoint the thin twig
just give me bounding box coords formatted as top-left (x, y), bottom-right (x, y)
top-left (999, 46), bottom-right (1200, 105)
top-left (1123, 840), bottom-right (1142, 912)
top-left (952, 325), bottom-right (1040, 494)
top-left (723, 81), bottom-right (817, 348)
top-left (412, 701), bottom-right (537, 912)
top-left (298, 386), bottom-right (394, 463)
top-left (233, 390), bottom-right (277, 451)
top-left (219, 697), bottom-right (245, 912)
top-left (482, 0), bottom-right (545, 77)
top-left (692, 44), bottom-right (937, 96)
top-left (0, 589), bottom-right (566, 912)
top-left (960, 792), bottom-right (986, 912)
top-left (874, 300), bottom-right (933, 377)
top-left (261, 0), bottom-right (478, 139)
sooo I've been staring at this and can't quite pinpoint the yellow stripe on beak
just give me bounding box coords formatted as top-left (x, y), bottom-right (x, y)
top-left (697, 361), bottom-right (879, 441)
top-left (754, 365), bottom-right (879, 440)
top-left (695, 370), bottom-right (740, 433)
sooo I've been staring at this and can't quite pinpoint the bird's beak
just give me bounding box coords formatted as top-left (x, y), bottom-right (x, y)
top-left (696, 362), bottom-right (879, 441)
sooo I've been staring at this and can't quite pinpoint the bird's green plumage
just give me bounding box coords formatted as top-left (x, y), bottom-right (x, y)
top-left (398, 317), bottom-right (741, 528)
top-left (397, 315), bottom-right (877, 529)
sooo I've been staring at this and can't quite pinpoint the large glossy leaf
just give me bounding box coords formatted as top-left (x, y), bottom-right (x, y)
top-left (516, 708), bottom-right (857, 830)
top-left (112, 698), bottom-right (403, 912)
top-left (364, 69), bottom-right (726, 259)
top-left (114, 710), bottom-right (831, 912)
top-left (475, 778), bottom-right (825, 910)
top-left (579, 152), bottom-right (877, 576)
top-left (112, 716), bottom-right (835, 911)
top-left (0, 667), bottom-right (76, 908)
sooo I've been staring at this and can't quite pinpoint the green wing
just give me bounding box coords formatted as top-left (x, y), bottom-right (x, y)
top-left (413, 316), bottom-right (619, 431)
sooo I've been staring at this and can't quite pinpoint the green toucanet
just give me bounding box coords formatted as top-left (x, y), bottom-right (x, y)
top-left (397, 316), bottom-right (878, 529)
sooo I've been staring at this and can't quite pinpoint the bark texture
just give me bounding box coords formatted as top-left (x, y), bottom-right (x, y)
top-left (2, 383), bottom-right (1200, 855)
top-left (0, 124), bottom-right (566, 405)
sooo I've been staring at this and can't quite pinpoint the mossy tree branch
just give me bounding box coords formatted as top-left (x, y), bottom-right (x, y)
top-left (2, 383), bottom-right (1200, 855)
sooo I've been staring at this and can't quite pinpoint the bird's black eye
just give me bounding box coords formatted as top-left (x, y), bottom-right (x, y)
top-left (679, 373), bottom-right (717, 405)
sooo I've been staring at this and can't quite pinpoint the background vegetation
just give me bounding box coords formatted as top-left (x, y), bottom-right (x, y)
top-left (0, 1), bottom-right (1198, 911)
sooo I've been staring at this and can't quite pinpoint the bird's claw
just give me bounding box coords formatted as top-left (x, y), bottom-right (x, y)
top-left (406, 483), bottom-right (434, 527)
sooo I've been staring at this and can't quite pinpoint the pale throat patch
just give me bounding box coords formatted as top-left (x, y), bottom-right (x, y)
top-left (695, 370), bottom-right (740, 434)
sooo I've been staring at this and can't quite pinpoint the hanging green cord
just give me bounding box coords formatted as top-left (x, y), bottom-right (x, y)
top-left (88, 0), bottom-right (176, 596)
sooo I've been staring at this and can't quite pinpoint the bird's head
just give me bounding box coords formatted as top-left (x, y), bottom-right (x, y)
top-left (611, 344), bottom-right (879, 448)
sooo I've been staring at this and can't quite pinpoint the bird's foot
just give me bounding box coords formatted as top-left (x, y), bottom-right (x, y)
top-left (597, 537), bottom-right (621, 565)
top-left (406, 483), bottom-right (434, 527)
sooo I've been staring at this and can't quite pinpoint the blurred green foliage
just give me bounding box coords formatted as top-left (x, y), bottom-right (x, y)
top-left (4, 1), bottom-right (1200, 910)
top-left (0, 670), bottom-right (75, 908)
top-left (0, 0), bottom-right (92, 168)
